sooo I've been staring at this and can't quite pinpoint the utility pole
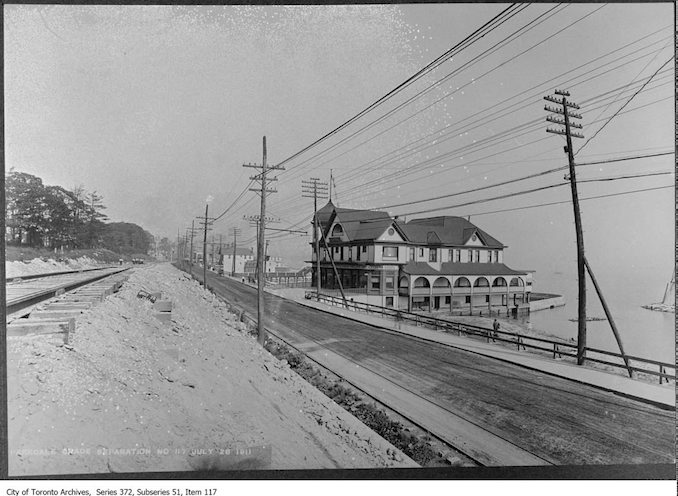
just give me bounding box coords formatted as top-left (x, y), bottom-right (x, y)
top-left (545, 89), bottom-right (587, 364)
top-left (219, 234), bottom-right (223, 270)
top-left (302, 178), bottom-right (328, 301)
top-left (196, 203), bottom-right (215, 291)
top-left (230, 227), bottom-right (241, 277)
top-left (265, 240), bottom-right (270, 275)
top-left (176, 228), bottom-right (180, 264)
top-left (243, 136), bottom-right (284, 346)
top-left (244, 214), bottom-right (280, 280)
top-left (186, 220), bottom-right (199, 277)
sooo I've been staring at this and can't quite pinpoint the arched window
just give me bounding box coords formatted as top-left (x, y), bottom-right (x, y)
top-left (414, 277), bottom-right (430, 288)
top-left (433, 277), bottom-right (451, 288)
top-left (331, 224), bottom-right (344, 237)
top-left (492, 277), bottom-right (507, 287)
top-left (473, 277), bottom-right (489, 287)
top-left (453, 277), bottom-right (471, 287)
top-left (510, 277), bottom-right (524, 287)
top-left (398, 276), bottom-right (409, 288)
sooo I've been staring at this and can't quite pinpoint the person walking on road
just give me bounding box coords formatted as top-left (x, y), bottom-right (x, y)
top-left (493, 319), bottom-right (500, 340)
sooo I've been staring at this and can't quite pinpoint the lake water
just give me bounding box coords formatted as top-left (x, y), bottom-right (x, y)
top-left (519, 270), bottom-right (675, 363)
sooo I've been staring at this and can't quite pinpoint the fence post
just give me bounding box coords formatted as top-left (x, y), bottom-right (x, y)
top-left (553, 343), bottom-right (557, 359)
top-left (659, 365), bottom-right (664, 385)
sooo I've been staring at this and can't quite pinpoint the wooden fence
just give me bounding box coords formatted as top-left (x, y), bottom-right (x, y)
top-left (307, 291), bottom-right (675, 384)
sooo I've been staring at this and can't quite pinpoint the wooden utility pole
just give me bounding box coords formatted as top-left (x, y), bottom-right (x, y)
top-left (243, 136), bottom-right (284, 346)
top-left (230, 227), bottom-right (241, 276)
top-left (545, 90), bottom-right (587, 364)
top-left (196, 204), bottom-right (215, 291)
top-left (302, 178), bottom-right (328, 301)
top-left (584, 256), bottom-right (632, 377)
top-left (176, 228), bottom-right (180, 264)
top-left (186, 220), bottom-right (199, 277)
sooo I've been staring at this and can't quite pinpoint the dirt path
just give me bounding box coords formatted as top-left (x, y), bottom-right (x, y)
top-left (7, 263), bottom-right (415, 476)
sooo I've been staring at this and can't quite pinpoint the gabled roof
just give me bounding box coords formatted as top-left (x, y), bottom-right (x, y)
top-left (398, 216), bottom-right (504, 248)
top-left (222, 245), bottom-right (252, 257)
top-left (401, 261), bottom-right (526, 277)
top-left (320, 202), bottom-right (398, 242)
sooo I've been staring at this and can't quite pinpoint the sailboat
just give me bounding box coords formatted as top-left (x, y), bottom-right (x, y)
top-left (642, 270), bottom-right (675, 313)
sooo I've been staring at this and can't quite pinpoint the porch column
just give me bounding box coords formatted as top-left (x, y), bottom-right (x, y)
top-left (429, 278), bottom-right (433, 313)
top-left (469, 284), bottom-right (473, 316)
top-left (488, 277), bottom-right (492, 314)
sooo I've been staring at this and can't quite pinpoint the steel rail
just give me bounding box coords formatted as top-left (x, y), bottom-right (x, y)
top-left (6, 267), bottom-right (130, 315)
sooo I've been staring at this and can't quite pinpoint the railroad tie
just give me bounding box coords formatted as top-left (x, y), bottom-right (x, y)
top-left (7, 318), bottom-right (75, 345)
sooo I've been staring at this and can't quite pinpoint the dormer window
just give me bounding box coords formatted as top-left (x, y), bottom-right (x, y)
top-left (331, 224), bottom-right (344, 237)
top-left (383, 246), bottom-right (398, 259)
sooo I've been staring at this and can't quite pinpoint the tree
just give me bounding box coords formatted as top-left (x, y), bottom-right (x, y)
top-left (6, 171), bottom-right (47, 246)
top-left (84, 191), bottom-right (108, 248)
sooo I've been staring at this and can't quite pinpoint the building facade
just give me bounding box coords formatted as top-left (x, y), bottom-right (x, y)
top-left (309, 201), bottom-right (531, 314)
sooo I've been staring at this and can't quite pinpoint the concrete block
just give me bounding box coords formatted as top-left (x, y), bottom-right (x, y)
top-left (154, 300), bottom-right (172, 312)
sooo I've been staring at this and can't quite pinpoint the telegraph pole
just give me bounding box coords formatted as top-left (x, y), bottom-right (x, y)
top-left (243, 136), bottom-right (284, 346)
top-left (187, 220), bottom-right (198, 277)
top-left (230, 227), bottom-right (241, 277)
top-left (244, 214), bottom-right (280, 280)
top-left (176, 228), bottom-right (180, 264)
top-left (196, 203), bottom-right (215, 291)
top-left (302, 178), bottom-right (328, 301)
top-left (545, 89), bottom-right (587, 364)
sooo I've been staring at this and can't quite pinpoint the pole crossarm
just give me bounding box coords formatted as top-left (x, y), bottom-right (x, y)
top-left (547, 128), bottom-right (585, 139)
top-left (543, 105), bottom-right (583, 119)
top-left (265, 227), bottom-right (307, 234)
top-left (546, 115), bottom-right (583, 129)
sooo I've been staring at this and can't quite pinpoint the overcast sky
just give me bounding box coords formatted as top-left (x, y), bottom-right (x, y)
top-left (5, 4), bottom-right (674, 294)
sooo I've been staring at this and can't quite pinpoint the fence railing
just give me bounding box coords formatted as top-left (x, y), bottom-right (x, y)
top-left (306, 291), bottom-right (675, 384)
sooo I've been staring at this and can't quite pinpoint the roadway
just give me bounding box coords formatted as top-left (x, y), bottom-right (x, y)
top-left (197, 268), bottom-right (674, 466)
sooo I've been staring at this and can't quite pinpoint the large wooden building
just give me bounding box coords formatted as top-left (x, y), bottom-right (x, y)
top-left (310, 201), bottom-right (531, 314)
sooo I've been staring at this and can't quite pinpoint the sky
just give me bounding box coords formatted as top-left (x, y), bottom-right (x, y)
top-left (4, 3), bottom-right (675, 297)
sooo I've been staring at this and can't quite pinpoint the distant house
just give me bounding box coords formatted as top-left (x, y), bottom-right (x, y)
top-left (221, 245), bottom-right (255, 275)
top-left (309, 201), bottom-right (531, 314)
top-left (242, 254), bottom-right (284, 275)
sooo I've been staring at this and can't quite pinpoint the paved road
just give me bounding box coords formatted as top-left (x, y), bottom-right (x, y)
top-left (199, 269), bottom-right (674, 466)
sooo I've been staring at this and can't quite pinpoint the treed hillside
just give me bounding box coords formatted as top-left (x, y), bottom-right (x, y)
top-left (5, 170), bottom-right (161, 256)
top-left (101, 222), bottom-right (154, 256)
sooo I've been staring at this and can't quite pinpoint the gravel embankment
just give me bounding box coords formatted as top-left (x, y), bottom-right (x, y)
top-left (7, 263), bottom-right (415, 476)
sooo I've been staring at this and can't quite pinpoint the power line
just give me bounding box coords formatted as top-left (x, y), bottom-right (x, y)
top-left (272, 4), bottom-right (524, 172)
top-left (280, 4), bottom-right (565, 178)
top-left (465, 184), bottom-right (673, 217)
top-left (333, 89), bottom-right (673, 203)
top-left (576, 150), bottom-right (674, 167)
top-left (328, 28), bottom-right (672, 183)
top-left (575, 56), bottom-right (674, 156)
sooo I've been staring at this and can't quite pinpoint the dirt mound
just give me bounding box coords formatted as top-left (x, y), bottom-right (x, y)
top-left (7, 263), bottom-right (415, 475)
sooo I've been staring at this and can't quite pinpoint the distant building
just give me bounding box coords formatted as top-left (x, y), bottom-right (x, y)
top-left (243, 254), bottom-right (284, 275)
top-left (309, 201), bottom-right (531, 314)
top-left (221, 244), bottom-right (255, 274)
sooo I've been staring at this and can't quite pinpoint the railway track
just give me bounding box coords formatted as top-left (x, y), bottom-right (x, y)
top-left (6, 266), bottom-right (131, 318)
